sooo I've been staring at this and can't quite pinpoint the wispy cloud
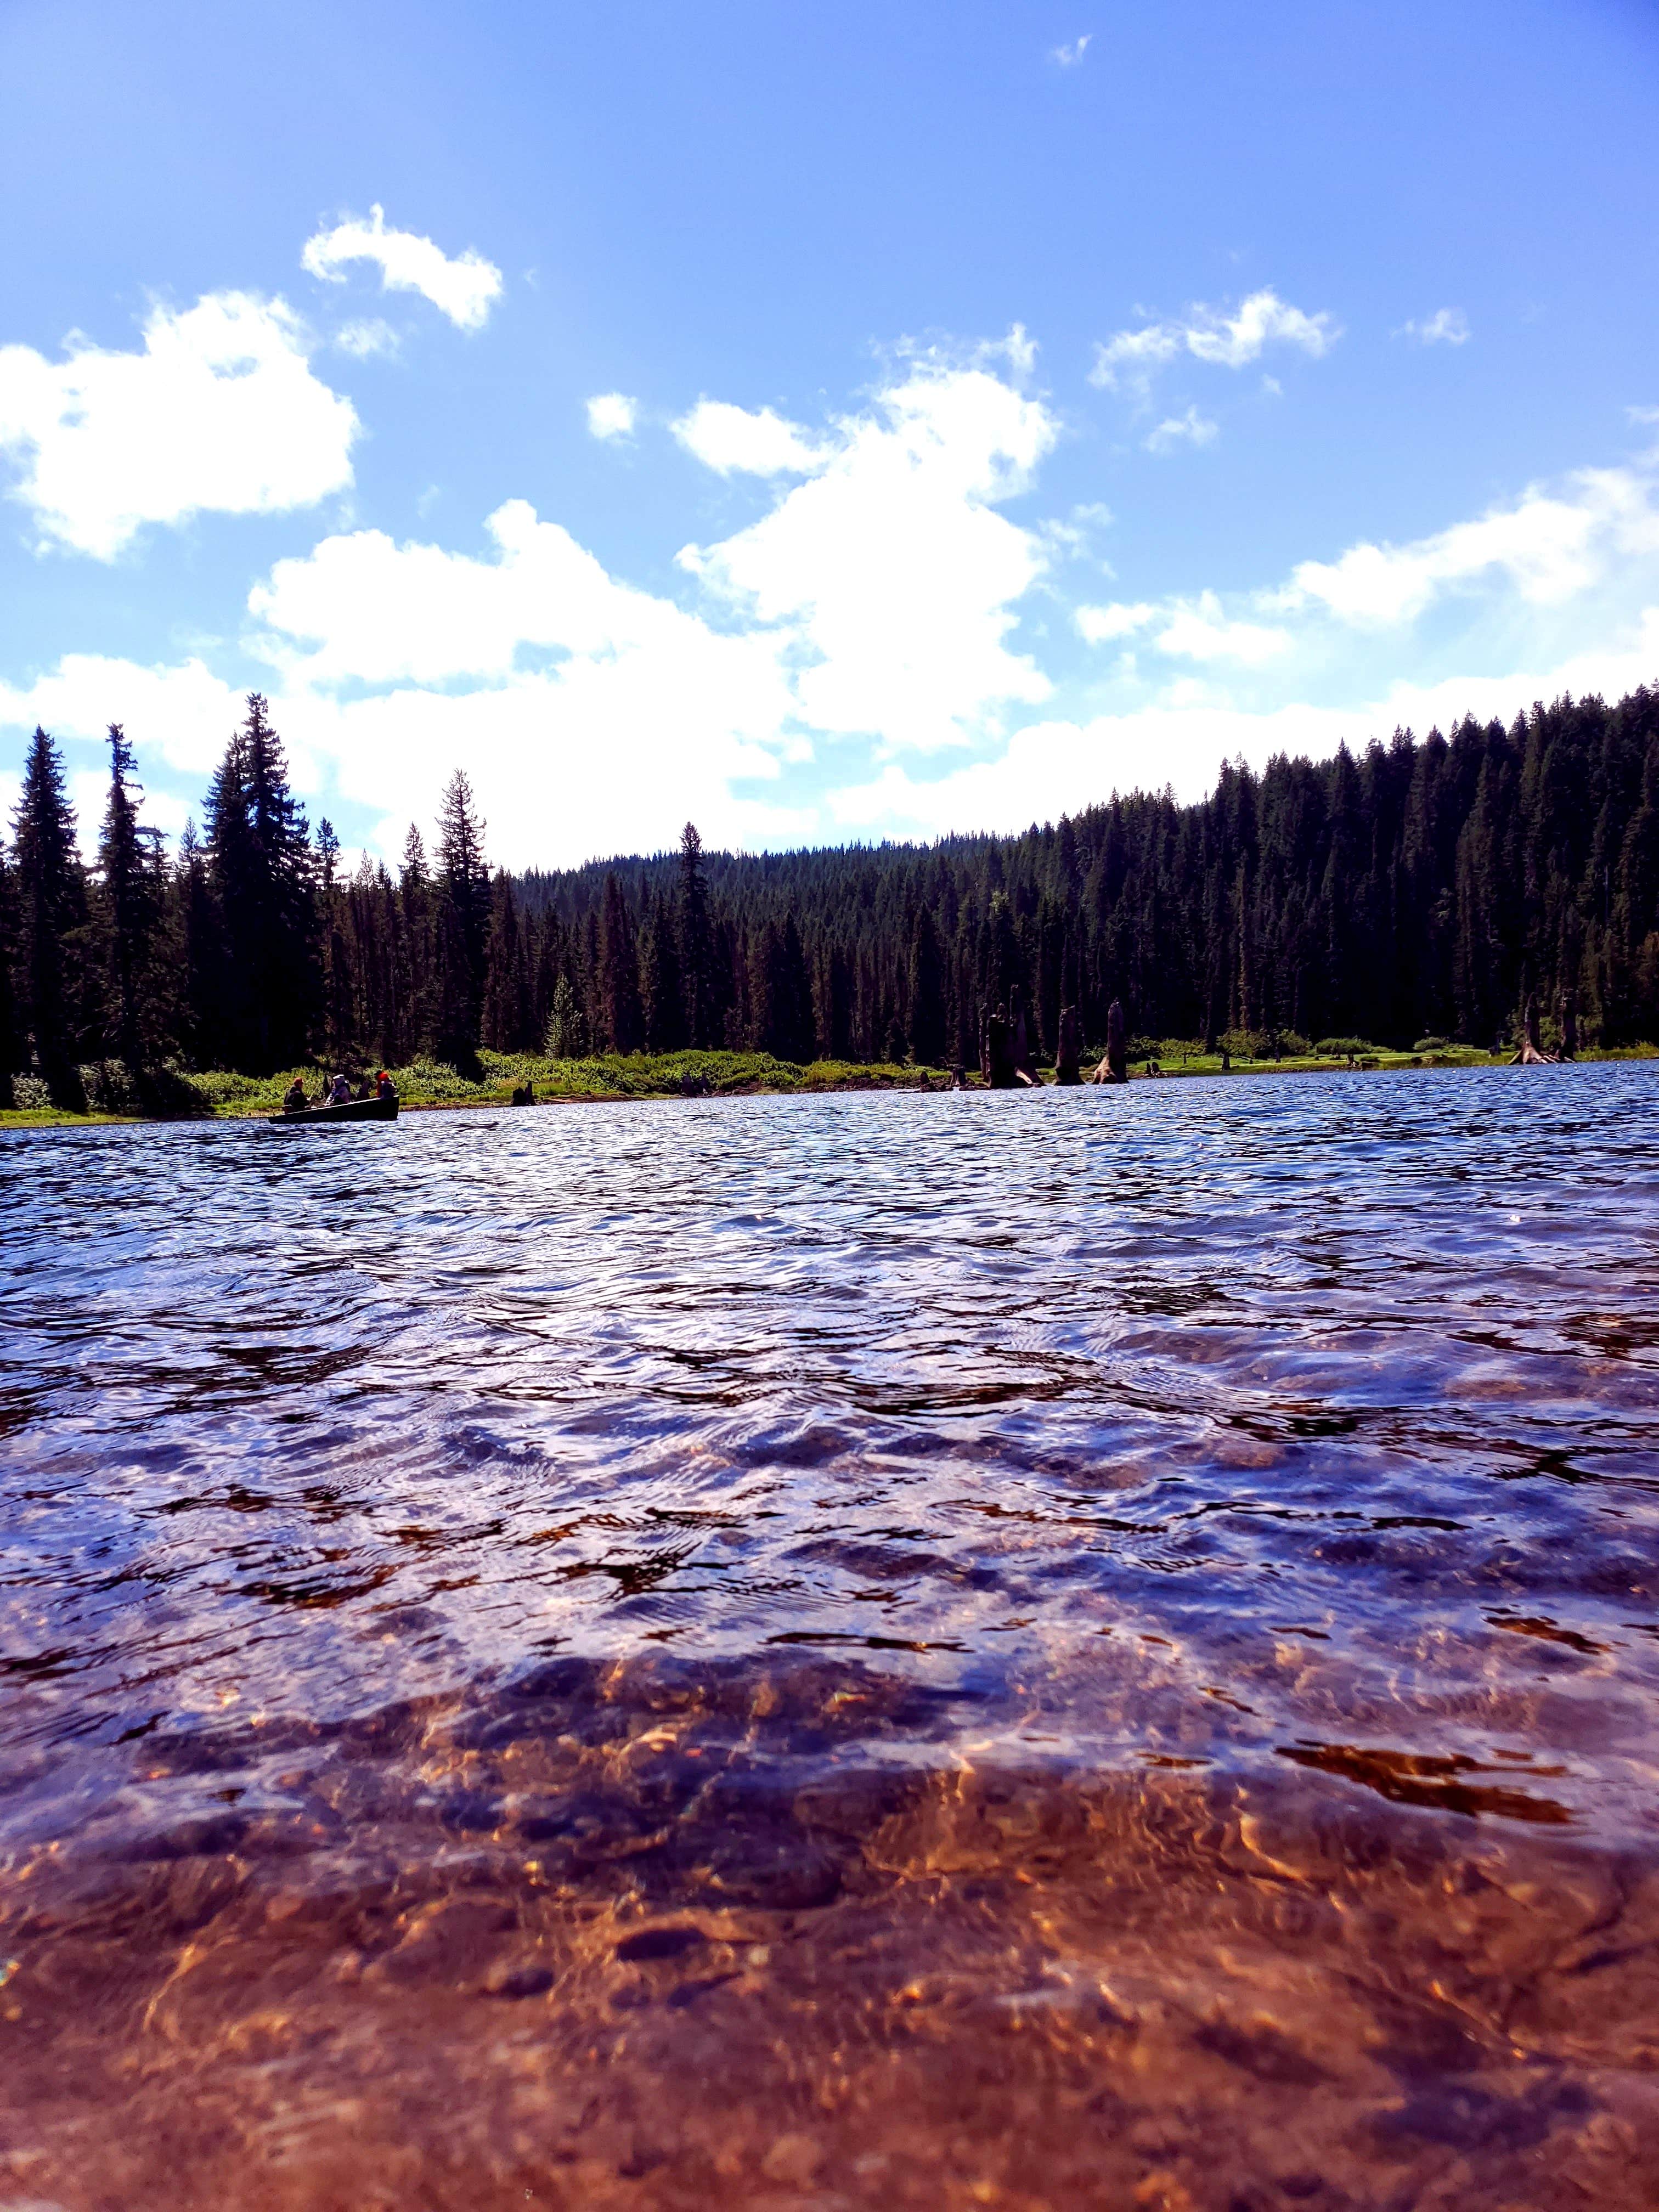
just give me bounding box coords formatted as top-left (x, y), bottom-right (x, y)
top-left (1144, 405), bottom-right (1217, 455)
top-left (1092, 288), bottom-right (1340, 395)
top-left (302, 205), bottom-right (503, 332)
top-left (1401, 307), bottom-right (1470, 347)
top-left (1051, 34), bottom-right (1091, 67)
top-left (333, 318), bottom-right (400, 359)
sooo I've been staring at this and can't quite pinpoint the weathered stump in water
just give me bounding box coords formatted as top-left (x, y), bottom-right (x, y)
top-left (1091, 999), bottom-right (1130, 1084)
top-left (981, 1004), bottom-right (1017, 1088)
top-left (1510, 992), bottom-right (1560, 1065)
top-left (1054, 1005), bottom-right (1082, 1085)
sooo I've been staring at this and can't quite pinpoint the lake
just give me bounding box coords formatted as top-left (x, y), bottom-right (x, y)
top-left (3, 1068), bottom-right (1658, 2210)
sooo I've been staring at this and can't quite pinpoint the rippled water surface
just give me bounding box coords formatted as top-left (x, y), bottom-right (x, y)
top-left (4, 1068), bottom-right (1659, 2209)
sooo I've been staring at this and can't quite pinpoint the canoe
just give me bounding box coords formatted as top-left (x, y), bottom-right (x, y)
top-left (266, 1094), bottom-right (399, 1126)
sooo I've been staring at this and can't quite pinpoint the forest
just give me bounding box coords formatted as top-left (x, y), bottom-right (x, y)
top-left (4, 681), bottom-right (1658, 1109)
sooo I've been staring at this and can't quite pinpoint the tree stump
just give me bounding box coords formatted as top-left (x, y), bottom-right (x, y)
top-left (1054, 1005), bottom-right (1082, 1085)
top-left (1510, 992), bottom-right (1560, 1064)
top-left (982, 1003), bottom-right (1017, 1088)
top-left (1090, 998), bottom-right (1129, 1084)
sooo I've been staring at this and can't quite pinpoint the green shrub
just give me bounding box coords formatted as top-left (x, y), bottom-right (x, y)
top-left (1314, 1036), bottom-right (1372, 1058)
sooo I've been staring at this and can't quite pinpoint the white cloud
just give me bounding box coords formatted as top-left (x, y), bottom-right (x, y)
top-left (1403, 307), bottom-right (1470, 346)
top-left (1076, 601), bottom-right (1155, 644)
top-left (1052, 34), bottom-right (1091, 66)
top-left (682, 355), bottom-right (1058, 752)
top-left (1144, 405), bottom-right (1217, 454)
top-left (301, 205), bottom-right (503, 332)
top-left (672, 400), bottom-right (830, 477)
top-left (1628, 405), bottom-right (1659, 427)
top-left (586, 391), bottom-right (638, 441)
top-left (0, 294), bottom-right (358, 558)
top-left (1092, 288), bottom-right (1339, 394)
top-left (1152, 593), bottom-right (1291, 664)
top-left (1279, 467), bottom-right (1659, 627)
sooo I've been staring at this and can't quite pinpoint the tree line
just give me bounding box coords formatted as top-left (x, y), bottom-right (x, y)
top-left (4, 682), bottom-right (1658, 1107)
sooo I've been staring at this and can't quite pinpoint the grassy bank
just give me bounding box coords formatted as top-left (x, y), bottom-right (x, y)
top-left (198, 1050), bottom-right (950, 1117)
top-left (4, 1040), bottom-right (1654, 1129)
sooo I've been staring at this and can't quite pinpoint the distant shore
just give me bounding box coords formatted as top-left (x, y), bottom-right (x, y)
top-left (4, 1042), bottom-right (1656, 1130)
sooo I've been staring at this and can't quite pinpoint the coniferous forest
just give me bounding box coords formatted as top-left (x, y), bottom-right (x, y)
top-left (4, 682), bottom-right (1659, 1109)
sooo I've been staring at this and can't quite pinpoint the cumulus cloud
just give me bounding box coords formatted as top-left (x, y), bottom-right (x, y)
top-left (0, 348), bottom-right (1065, 864)
top-left (302, 205), bottom-right (503, 332)
top-left (1402, 307), bottom-right (1470, 346)
top-left (0, 294), bottom-right (358, 558)
top-left (1051, 34), bottom-right (1091, 66)
top-left (1144, 405), bottom-right (1217, 454)
top-left (682, 356), bottom-right (1058, 753)
top-left (585, 392), bottom-right (638, 441)
top-left (672, 400), bottom-right (830, 476)
top-left (1091, 287), bottom-right (1339, 394)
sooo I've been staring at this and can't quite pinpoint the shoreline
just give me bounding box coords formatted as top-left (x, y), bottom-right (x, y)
top-left (3, 1045), bottom-right (1654, 1131)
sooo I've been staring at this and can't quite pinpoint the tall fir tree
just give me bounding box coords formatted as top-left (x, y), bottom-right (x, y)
top-left (12, 726), bottom-right (87, 1107)
top-left (204, 696), bottom-right (319, 1072)
top-left (434, 771), bottom-right (493, 1075)
top-left (0, 833), bottom-right (18, 1107)
top-left (94, 723), bottom-right (172, 1086)
top-left (676, 821), bottom-right (715, 1048)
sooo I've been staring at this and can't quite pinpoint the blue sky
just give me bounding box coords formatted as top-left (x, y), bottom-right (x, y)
top-left (2, 0), bottom-right (1657, 868)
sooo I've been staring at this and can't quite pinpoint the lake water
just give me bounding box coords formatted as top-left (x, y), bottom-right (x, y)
top-left (3, 1068), bottom-right (1658, 2210)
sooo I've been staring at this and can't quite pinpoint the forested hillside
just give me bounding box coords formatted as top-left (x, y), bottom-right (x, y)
top-left (5, 682), bottom-right (1658, 1107)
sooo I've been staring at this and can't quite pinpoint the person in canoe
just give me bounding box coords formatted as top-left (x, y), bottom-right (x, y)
top-left (375, 1069), bottom-right (397, 1102)
top-left (324, 1072), bottom-right (352, 1104)
top-left (282, 1076), bottom-right (309, 1114)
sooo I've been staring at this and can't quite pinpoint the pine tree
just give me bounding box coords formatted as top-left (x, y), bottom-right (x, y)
top-left (397, 826), bottom-right (437, 1058)
top-left (545, 971), bottom-right (589, 1057)
top-left (204, 696), bottom-right (319, 1071)
top-left (95, 723), bottom-right (171, 1086)
top-left (0, 836), bottom-right (18, 1107)
top-left (676, 822), bottom-right (715, 1048)
top-left (12, 726), bottom-right (87, 1107)
top-left (434, 771), bottom-right (492, 1075)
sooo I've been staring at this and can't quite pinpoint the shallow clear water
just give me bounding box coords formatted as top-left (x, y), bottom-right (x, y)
top-left (3, 1069), bottom-right (1658, 2209)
